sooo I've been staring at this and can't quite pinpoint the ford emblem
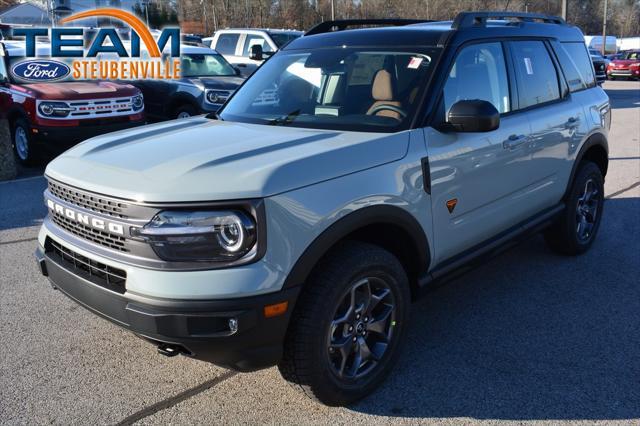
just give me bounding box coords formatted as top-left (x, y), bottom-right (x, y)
top-left (11, 59), bottom-right (71, 82)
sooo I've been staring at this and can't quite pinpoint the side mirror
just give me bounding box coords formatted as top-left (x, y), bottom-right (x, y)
top-left (446, 99), bottom-right (500, 132)
top-left (249, 44), bottom-right (263, 61)
top-left (233, 66), bottom-right (241, 76)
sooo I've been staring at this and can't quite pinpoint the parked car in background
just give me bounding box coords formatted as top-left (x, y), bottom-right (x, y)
top-left (181, 34), bottom-right (205, 47)
top-left (0, 41), bottom-right (145, 165)
top-left (589, 49), bottom-right (608, 84)
top-left (128, 45), bottom-right (244, 120)
top-left (210, 29), bottom-right (303, 76)
top-left (607, 50), bottom-right (640, 80)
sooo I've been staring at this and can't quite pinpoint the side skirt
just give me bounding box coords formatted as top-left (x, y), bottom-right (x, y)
top-left (417, 203), bottom-right (564, 293)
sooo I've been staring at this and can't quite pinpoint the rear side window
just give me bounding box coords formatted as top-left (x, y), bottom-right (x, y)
top-left (510, 41), bottom-right (560, 109)
top-left (215, 33), bottom-right (240, 56)
top-left (554, 44), bottom-right (587, 92)
top-left (561, 42), bottom-right (596, 88)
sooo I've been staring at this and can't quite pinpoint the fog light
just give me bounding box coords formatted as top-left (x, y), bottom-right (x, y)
top-left (228, 318), bottom-right (238, 334)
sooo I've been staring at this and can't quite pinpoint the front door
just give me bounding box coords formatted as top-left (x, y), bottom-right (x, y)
top-left (425, 41), bottom-right (533, 264)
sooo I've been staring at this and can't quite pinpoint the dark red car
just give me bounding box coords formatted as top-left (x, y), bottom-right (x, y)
top-left (607, 50), bottom-right (640, 80)
top-left (0, 41), bottom-right (145, 165)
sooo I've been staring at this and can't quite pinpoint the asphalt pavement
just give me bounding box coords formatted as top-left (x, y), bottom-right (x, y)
top-left (0, 80), bottom-right (638, 425)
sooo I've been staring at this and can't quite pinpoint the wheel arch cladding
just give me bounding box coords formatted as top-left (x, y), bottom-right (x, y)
top-left (282, 205), bottom-right (431, 300)
top-left (566, 133), bottom-right (609, 199)
top-left (169, 94), bottom-right (199, 114)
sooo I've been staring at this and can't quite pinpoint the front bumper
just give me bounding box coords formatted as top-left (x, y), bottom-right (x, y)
top-left (35, 245), bottom-right (300, 371)
top-left (33, 116), bottom-right (146, 151)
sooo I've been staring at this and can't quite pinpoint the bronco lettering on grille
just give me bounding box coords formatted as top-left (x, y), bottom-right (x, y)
top-left (47, 199), bottom-right (125, 235)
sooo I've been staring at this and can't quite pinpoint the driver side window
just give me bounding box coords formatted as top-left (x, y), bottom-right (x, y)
top-left (443, 42), bottom-right (510, 115)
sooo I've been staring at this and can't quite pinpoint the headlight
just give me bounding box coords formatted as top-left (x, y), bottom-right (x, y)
top-left (38, 101), bottom-right (73, 117)
top-left (205, 89), bottom-right (231, 105)
top-left (132, 94), bottom-right (144, 111)
top-left (132, 210), bottom-right (257, 262)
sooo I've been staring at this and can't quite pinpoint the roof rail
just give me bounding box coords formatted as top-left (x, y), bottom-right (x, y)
top-left (452, 11), bottom-right (566, 29)
top-left (305, 19), bottom-right (432, 36)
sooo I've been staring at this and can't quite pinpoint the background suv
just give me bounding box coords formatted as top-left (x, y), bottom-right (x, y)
top-left (0, 41), bottom-right (144, 165)
top-left (128, 44), bottom-right (244, 120)
top-left (607, 50), bottom-right (640, 80)
top-left (208, 28), bottom-right (302, 76)
top-left (36, 13), bottom-right (609, 406)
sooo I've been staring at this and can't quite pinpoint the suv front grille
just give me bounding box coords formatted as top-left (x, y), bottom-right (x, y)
top-left (48, 180), bottom-right (130, 219)
top-left (51, 211), bottom-right (129, 252)
top-left (45, 237), bottom-right (126, 294)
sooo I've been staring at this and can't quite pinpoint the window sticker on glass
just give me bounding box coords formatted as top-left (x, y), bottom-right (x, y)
top-left (524, 57), bottom-right (534, 75)
top-left (408, 57), bottom-right (423, 69)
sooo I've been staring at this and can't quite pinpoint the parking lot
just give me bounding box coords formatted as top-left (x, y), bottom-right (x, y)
top-left (0, 80), bottom-right (638, 425)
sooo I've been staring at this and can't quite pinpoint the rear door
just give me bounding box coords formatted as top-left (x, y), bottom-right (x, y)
top-left (425, 41), bottom-right (533, 263)
top-left (507, 40), bottom-right (584, 209)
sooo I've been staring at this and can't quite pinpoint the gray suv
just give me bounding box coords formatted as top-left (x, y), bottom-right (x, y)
top-left (36, 13), bottom-right (610, 406)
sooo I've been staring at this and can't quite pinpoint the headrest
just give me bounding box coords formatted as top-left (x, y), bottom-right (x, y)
top-left (371, 70), bottom-right (394, 101)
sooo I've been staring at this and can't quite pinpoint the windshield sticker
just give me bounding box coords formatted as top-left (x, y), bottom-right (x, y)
top-left (408, 57), bottom-right (423, 69)
top-left (524, 57), bottom-right (534, 75)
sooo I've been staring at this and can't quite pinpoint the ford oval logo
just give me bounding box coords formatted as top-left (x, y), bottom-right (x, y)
top-left (11, 59), bottom-right (71, 82)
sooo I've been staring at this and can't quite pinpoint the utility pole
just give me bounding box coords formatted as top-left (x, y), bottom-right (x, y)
top-left (602, 0), bottom-right (608, 56)
top-left (560, 0), bottom-right (567, 20)
top-left (331, 0), bottom-right (335, 20)
top-left (201, 0), bottom-right (207, 35)
top-left (212, 0), bottom-right (218, 31)
top-left (144, 0), bottom-right (150, 28)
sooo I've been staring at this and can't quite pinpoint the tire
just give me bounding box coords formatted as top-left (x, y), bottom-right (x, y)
top-left (11, 117), bottom-right (39, 166)
top-left (174, 104), bottom-right (197, 119)
top-left (544, 161), bottom-right (604, 255)
top-left (278, 241), bottom-right (411, 406)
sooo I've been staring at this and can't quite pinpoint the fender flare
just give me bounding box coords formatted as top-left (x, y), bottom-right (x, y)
top-left (563, 131), bottom-right (609, 199)
top-left (5, 105), bottom-right (29, 125)
top-left (282, 205), bottom-right (431, 290)
top-left (165, 93), bottom-right (201, 116)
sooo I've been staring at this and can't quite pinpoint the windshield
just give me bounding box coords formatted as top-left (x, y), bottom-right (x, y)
top-left (181, 53), bottom-right (236, 77)
top-left (269, 32), bottom-right (301, 47)
top-left (219, 47), bottom-right (438, 132)
top-left (624, 51), bottom-right (639, 60)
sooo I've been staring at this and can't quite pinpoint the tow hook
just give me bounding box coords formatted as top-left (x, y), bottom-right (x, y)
top-left (157, 343), bottom-right (182, 357)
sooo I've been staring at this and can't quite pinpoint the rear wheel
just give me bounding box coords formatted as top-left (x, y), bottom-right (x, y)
top-left (11, 118), bottom-right (39, 166)
top-left (278, 242), bottom-right (410, 406)
top-left (544, 161), bottom-right (604, 255)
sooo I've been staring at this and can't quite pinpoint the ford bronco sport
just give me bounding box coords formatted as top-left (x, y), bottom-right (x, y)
top-left (129, 44), bottom-right (244, 121)
top-left (0, 41), bottom-right (145, 165)
top-left (35, 13), bottom-right (610, 406)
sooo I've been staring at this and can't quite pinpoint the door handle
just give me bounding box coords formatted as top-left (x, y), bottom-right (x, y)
top-left (503, 134), bottom-right (528, 150)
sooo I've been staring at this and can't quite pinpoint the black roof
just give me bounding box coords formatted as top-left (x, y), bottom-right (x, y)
top-left (285, 13), bottom-right (585, 51)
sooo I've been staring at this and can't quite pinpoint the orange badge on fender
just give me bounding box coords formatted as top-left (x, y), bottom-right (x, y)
top-left (446, 199), bottom-right (458, 214)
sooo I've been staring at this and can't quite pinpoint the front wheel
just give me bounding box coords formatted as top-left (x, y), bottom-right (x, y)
top-left (278, 242), bottom-right (411, 406)
top-left (544, 161), bottom-right (604, 255)
top-left (11, 118), bottom-right (39, 166)
top-left (174, 104), bottom-right (197, 119)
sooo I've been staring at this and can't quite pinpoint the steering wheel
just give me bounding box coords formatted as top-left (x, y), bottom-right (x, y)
top-left (367, 104), bottom-right (408, 119)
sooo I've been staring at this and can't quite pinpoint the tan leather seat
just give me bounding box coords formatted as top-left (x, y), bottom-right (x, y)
top-left (366, 70), bottom-right (402, 120)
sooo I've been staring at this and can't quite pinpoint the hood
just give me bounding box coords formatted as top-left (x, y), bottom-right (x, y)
top-left (21, 81), bottom-right (139, 100)
top-left (183, 76), bottom-right (244, 90)
top-left (46, 118), bottom-right (409, 202)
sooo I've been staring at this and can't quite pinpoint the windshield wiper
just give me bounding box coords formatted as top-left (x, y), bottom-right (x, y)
top-left (267, 110), bottom-right (301, 126)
